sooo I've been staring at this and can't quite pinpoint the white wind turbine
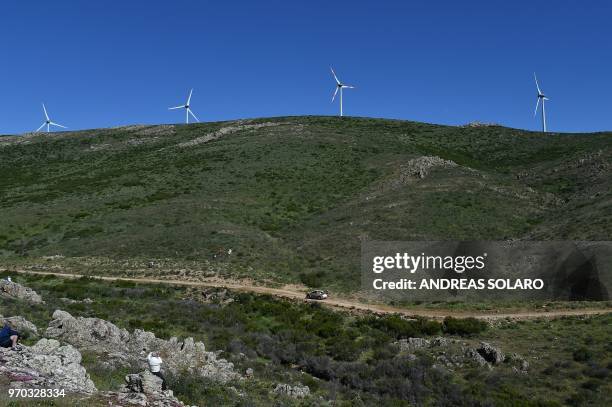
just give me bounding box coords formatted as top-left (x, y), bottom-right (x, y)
top-left (533, 73), bottom-right (550, 133)
top-left (330, 67), bottom-right (355, 117)
top-left (35, 103), bottom-right (67, 133)
top-left (168, 89), bottom-right (199, 124)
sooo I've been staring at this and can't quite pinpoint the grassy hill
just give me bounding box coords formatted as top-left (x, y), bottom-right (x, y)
top-left (0, 117), bottom-right (610, 291)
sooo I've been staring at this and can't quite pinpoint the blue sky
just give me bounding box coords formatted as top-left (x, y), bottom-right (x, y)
top-left (1, 1), bottom-right (611, 134)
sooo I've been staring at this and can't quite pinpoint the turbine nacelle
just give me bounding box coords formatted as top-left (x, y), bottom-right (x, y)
top-left (533, 73), bottom-right (550, 133)
top-left (35, 103), bottom-right (67, 133)
top-left (168, 89), bottom-right (199, 124)
top-left (330, 67), bottom-right (355, 117)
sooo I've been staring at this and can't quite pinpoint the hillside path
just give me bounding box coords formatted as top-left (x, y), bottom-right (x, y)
top-left (12, 269), bottom-right (612, 320)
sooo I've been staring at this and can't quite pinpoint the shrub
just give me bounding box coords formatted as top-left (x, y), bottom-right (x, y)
top-left (573, 347), bottom-right (593, 362)
top-left (442, 317), bottom-right (487, 336)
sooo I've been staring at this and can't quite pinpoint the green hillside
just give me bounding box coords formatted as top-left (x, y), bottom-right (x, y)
top-left (1, 117), bottom-right (610, 291)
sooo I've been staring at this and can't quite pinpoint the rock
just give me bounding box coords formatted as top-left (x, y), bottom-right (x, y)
top-left (507, 352), bottom-right (529, 372)
top-left (0, 280), bottom-right (43, 303)
top-left (272, 383), bottom-right (310, 399)
top-left (177, 122), bottom-right (279, 148)
top-left (396, 337), bottom-right (430, 352)
top-left (0, 338), bottom-right (96, 394)
top-left (400, 156), bottom-right (458, 180)
top-left (125, 371), bottom-right (162, 394)
top-left (477, 342), bottom-right (505, 365)
top-left (431, 337), bottom-right (453, 347)
top-left (124, 373), bottom-right (144, 393)
top-left (465, 348), bottom-right (490, 368)
top-left (0, 315), bottom-right (38, 336)
top-left (60, 297), bottom-right (94, 304)
top-left (46, 309), bottom-right (131, 352)
top-left (114, 370), bottom-right (186, 407)
top-left (46, 310), bottom-right (239, 383)
top-left (462, 121), bottom-right (498, 128)
top-left (140, 371), bottom-right (164, 395)
top-left (245, 368), bottom-right (254, 378)
top-left (115, 391), bottom-right (148, 406)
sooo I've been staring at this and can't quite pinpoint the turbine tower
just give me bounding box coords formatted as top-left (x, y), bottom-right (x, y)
top-left (533, 73), bottom-right (550, 133)
top-left (169, 89), bottom-right (199, 124)
top-left (35, 104), bottom-right (67, 133)
top-left (330, 67), bottom-right (355, 117)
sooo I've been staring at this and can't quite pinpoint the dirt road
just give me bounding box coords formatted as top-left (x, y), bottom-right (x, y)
top-left (12, 269), bottom-right (612, 320)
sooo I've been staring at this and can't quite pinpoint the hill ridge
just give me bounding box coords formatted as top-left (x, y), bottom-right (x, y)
top-left (1, 116), bottom-right (610, 291)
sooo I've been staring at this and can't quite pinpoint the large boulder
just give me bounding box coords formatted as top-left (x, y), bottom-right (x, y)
top-left (477, 342), bottom-right (505, 365)
top-left (46, 310), bottom-right (239, 383)
top-left (0, 338), bottom-right (96, 394)
top-left (112, 370), bottom-right (190, 407)
top-left (0, 280), bottom-right (43, 304)
top-left (465, 348), bottom-right (490, 368)
top-left (46, 310), bottom-right (131, 350)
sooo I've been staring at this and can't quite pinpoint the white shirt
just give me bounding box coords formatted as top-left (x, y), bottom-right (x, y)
top-left (147, 353), bottom-right (163, 373)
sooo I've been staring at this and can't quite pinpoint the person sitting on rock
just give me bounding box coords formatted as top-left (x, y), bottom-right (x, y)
top-left (147, 351), bottom-right (166, 390)
top-left (0, 323), bottom-right (21, 350)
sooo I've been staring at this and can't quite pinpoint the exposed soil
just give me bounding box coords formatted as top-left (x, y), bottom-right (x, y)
top-left (12, 269), bottom-right (612, 321)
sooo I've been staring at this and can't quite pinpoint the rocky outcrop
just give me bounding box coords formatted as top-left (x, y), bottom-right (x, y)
top-left (124, 371), bottom-right (186, 406)
top-left (0, 338), bottom-right (96, 394)
top-left (46, 310), bottom-right (239, 383)
top-left (176, 122), bottom-right (279, 149)
top-left (400, 156), bottom-right (458, 180)
top-left (465, 348), bottom-right (490, 368)
top-left (0, 315), bottom-right (39, 337)
top-left (102, 370), bottom-right (193, 407)
top-left (507, 352), bottom-right (530, 373)
top-left (477, 342), bottom-right (505, 365)
top-left (462, 121), bottom-right (499, 128)
top-left (272, 383), bottom-right (310, 399)
top-left (0, 279), bottom-right (43, 303)
top-left (396, 337), bottom-right (528, 372)
top-left (396, 337), bottom-right (430, 352)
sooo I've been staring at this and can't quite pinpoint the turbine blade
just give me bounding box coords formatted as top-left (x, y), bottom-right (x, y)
top-left (534, 72), bottom-right (541, 95)
top-left (534, 97), bottom-right (540, 117)
top-left (35, 122), bottom-right (46, 132)
top-left (331, 86), bottom-right (339, 102)
top-left (330, 67), bottom-right (340, 84)
top-left (343, 85), bottom-right (355, 89)
top-left (42, 103), bottom-right (49, 120)
top-left (168, 105), bottom-right (184, 110)
top-left (187, 89), bottom-right (193, 105)
top-left (188, 108), bottom-right (199, 122)
top-left (50, 122), bottom-right (67, 129)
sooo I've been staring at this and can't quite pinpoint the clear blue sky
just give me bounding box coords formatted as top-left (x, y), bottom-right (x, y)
top-left (1, 1), bottom-right (611, 134)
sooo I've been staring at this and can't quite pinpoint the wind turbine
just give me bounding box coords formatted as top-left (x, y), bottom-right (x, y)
top-left (35, 104), bottom-right (67, 133)
top-left (330, 67), bottom-right (355, 117)
top-left (533, 73), bottom-right (550, 133)
top-left (168, 89), bottom-right (199, 124)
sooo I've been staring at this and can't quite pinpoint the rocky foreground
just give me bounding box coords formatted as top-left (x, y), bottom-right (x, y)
top-left (0, 338), bottom-right (96, 394)
top-left (46, 309), bottom-right (239, 383)
top-left (0, 280), bottom-right (243, 406)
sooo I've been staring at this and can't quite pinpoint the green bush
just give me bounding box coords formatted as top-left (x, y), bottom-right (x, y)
top-left (442, 317), bottom-right (487, 336)
top-left (573, 347), bottom-right (593, 362)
